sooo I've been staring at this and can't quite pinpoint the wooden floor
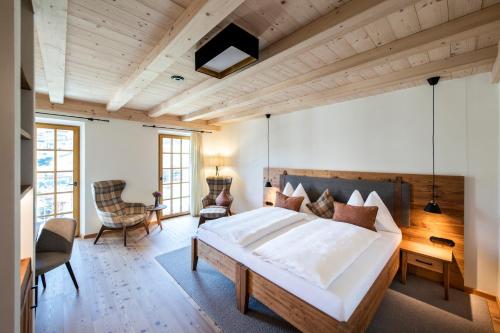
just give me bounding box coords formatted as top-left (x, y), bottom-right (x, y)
top-left (35, 215), bottom-right (219, 333)
top-left (36, 215), bottom-right (500, 333)
top-left (488, 300), bottom-right (500, 333)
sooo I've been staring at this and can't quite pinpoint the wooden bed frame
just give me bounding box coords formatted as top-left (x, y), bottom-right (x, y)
top-left (191, 237), bottom-right (400, 333)
top-left (189, 168), bottom-right (464, 331)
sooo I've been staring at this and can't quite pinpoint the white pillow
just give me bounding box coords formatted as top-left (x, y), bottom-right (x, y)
top-left (365, 191), bottom-right (401, 234)
top-left (347, 190), bottom-right (364, 206)
top-left (292, 183), bottom-right (313, 214)
top-left (282, 182), bottom-right (294, 197)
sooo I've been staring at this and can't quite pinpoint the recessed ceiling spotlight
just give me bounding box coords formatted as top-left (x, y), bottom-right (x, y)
top-left (170, 75), bottom-right (184, 81)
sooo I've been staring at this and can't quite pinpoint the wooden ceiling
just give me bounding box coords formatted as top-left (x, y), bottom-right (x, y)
top-left (34, 0), bottom-right (500, 130)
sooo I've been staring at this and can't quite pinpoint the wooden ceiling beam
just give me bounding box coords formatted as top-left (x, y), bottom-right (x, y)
top-left (492, 41), bottom-right (500, 83)
top-left (149, 0), bottom-right (419, 118)
top-left (106, 0), bottom-right (245, 112)
top-left (183, 5), bottom-right (500, 121)
top-left (35, 94), bottom-right (219, 131)
top-left (209, 46), bottom-right (497, 124)
top-left (33, 0), bottom-right (68, 104)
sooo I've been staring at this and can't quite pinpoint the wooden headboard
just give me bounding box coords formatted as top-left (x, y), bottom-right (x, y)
top-left (264, 167), bottom-right (465, 289)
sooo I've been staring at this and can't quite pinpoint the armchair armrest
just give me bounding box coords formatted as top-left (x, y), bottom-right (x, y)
top-left (202, 195), bottom-right (215, 208)
top-left (123, 202), bottom-right (146, 215)
top-left (96, 210), bottom-right (122, 225)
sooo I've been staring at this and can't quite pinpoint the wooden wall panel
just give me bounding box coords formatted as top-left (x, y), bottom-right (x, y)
top-left (265, 167), bottom-right (465, 289)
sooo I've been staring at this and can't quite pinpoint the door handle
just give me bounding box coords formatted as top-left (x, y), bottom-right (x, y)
top-left (72, 181), bottom-right (78, 187)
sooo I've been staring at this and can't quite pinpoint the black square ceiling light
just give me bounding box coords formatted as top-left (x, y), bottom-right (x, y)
top-left (195, 23), bottom-right (259, 79)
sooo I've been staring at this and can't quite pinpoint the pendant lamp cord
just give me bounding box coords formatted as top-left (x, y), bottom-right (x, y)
top-left (432, 84), bottom-right (436, 202)
top-left (267, 115), bottom-right (270, 182)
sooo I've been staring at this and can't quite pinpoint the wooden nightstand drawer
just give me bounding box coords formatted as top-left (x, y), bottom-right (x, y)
top-left (407, 253), bottom-right (443, 273)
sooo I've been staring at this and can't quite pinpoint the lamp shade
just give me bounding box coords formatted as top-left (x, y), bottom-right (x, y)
top-left (424, 201), bottom-right (442, 214)
top-left (206, 155), bottom-right (226, 167)
top-left (264, 186), bottom-right (278, 206)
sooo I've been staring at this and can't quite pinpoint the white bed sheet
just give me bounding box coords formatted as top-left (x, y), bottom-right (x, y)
top-left (197, 220), bottom-right (401, 322)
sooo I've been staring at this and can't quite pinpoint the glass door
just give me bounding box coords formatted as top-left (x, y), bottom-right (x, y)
top-left (159, 134), bottom-right (190, 218)
top-left (35, 123), bottom-right (80, 235)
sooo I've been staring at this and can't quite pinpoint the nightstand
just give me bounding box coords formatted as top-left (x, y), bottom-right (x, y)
top-left (400, 240), bottom-right (453, 300)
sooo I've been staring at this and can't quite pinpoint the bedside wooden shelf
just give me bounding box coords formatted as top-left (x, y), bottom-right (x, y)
top-left (400, 240), bottom-right (453, 300)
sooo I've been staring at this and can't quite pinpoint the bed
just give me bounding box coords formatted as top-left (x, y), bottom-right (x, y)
top-left (191, 174), bottom-right (409, 332)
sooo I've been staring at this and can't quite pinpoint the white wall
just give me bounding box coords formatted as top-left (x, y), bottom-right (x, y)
top-left (498, 82), bottom-right (500, 300)
top-left (83, 120), bottom-right (162, 235)
top-left (204, 73), bottom-right (500, 295)
top-left (36, 116), bottom-right (190, 236)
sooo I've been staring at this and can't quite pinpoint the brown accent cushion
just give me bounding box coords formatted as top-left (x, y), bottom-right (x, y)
top-left (215, 189), bottom-right (231, 207)
top-left (333, 202), bottom-right (378, 231)
top-left (275, 192), bottom-right (304, 212)
top-left (306, 189), bottom-right (335, 218)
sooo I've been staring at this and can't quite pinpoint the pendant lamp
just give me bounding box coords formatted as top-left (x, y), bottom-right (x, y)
top-left (264, 114), bottom-right (277, 205)
top-left (424, 76), bottom-right (442, 214)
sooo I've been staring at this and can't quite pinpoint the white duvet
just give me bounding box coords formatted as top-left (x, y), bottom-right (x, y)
top-left (253, 219), bottom-right (381, 289)
top-left (199, 207), bottom-right (306, 247)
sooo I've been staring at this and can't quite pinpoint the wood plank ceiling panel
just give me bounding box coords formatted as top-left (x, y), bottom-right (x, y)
top-left (34, 0), bottom-right (188, 106)
top-left (128, 0), bottom-right (353, 114)
top-left (414, 0), bottom-right (449, 30)
top-left (183, 2), bottom-right (500, 122)
top-left (386, 4), bottom-right (421, 38)
top-left (34, 0), bottom-right (500, 123)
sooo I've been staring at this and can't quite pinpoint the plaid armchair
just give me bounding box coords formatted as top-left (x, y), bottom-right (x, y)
top-left (92, 180), bottom-right (149, 246)
top-left (202, 176), bottom-right (233, 210)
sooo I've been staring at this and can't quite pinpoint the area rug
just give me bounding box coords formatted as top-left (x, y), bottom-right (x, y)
top-left (156, 247), bottom-right (493, 333)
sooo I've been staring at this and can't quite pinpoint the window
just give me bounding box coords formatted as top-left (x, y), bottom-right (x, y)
top-left (159, 134), bottom-right (190, 218)
top-left (35, 123), bottom-right (80, 234)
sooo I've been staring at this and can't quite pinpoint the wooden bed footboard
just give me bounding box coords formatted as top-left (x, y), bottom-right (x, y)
top-left (192, 237), bottom-right (248, 313)
top-left (191, 237), bottom-right (400, 333)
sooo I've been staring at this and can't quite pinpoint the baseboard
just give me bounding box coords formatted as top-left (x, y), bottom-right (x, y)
top-left (463, 286), bottom-right (497, 301)
top-left (82, 232), bottom-right (97, 239)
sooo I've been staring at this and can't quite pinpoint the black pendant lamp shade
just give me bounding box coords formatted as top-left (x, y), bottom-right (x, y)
top-left (265, 114), bottom-right (272, 188)
top-left (424, 201), bottom-right (442, 214)
top-left (424, 76), bottom-right (442, 214)
top-left (195, 23), bottom-right (259, 79)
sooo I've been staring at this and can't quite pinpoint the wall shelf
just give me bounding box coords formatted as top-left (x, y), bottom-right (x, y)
top-left (20, 128), bottom-right (32, 140)
top-left (20, 185), bottom-right (32, 199)
top-left (20, 68), bottom-right (32, 91)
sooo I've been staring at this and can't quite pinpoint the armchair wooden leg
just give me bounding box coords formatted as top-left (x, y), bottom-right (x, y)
top-left (123, 225), bottom-right (127, 246)
top-left (94, 225), bottom-right (106, 245)
top-left (198, 216), bottom-right (206, 227)
top-left (65, 262), bottom-right (79, 290)
top-left (41, 274), bottom-right (46, 289)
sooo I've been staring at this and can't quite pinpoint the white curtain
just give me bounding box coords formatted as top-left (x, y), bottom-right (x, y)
top-left (190, 132), bottom-right (205, 216)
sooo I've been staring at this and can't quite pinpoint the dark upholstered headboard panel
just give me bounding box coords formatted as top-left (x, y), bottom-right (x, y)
top-left (280, 174), bottom-right (411, 227)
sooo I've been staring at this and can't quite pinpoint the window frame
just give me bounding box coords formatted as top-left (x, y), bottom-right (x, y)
top-left (158, 133), bottom-right (191, 219)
